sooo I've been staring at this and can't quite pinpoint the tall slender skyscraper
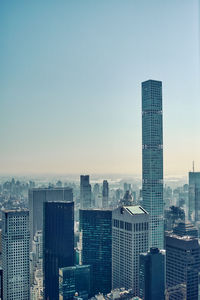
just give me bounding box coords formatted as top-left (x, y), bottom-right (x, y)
top-left (188, 171), bottom-right (200, 222)
top-left (2, 210), bottom-right (30, 300)
top-left (43, 201), bottom-right (74, 300)
top-left (102, 180), bottom-right (109, 208)
top-left (142, 79), bottom-right (164, 249)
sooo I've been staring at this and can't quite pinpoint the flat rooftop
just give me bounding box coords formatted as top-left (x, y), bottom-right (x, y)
top-left (124, 205), bottom-right (148, 215)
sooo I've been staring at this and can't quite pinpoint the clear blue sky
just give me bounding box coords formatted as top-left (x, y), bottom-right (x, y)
top-left (0, 0), bottom-right (199, 176)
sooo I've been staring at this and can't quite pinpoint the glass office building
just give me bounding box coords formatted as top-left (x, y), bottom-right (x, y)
top-left (142, 79), bottom-right (164, 249)
top-left (139, 248), bottom-right (165, 300)
top-left (43, 201), bottom-right (74, 300)
top-left (59, 265), bottom-right (91, 300)
top-left (79, 209), bottom-right (112, 295)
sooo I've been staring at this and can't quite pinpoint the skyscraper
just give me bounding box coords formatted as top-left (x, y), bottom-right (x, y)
top-left (79, 209), bottom-right (112, 295)
top-left (102, 180), bottom-right (109, 208)
top-left (80, 175), bottom-right (92, 209)
top-left (188, 171), bottom-right (200, 222)
top-left (93, 183), bottom-right (101, 207)
top-left (29, 187), bottom-right (73, 243)
top-left (2, 210), bottom-right (30, 300)
top-left (120, 190), bottom-right (134, 206)
top-left (166, 231), bottom-right (200, 300)
top-left (112, 205), bottom-right (149, 296)
top-left (142, 79), bottom-right (164, 249)
top-left (164, 205), bottom-right (185, 231)
top-left (139, 248), bottom-right (165, 300)
top-left (43, 201), bottom-right (74, 300)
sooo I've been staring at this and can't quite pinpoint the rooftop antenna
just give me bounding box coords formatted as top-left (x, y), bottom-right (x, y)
top-left (193, 161), bottom-right (195, 172)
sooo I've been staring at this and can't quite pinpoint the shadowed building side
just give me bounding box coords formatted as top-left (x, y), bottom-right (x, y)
top-left (79, 209), bottom-right (112, 296)
top-left (29, 187), bottom-right (73, 244)
top-left (43, 201), bottom-right (74, 300)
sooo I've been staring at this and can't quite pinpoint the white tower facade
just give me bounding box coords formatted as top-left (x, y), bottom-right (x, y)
top-left (2, 210), bottom-right (30, 300)
top-left (112, 205), bottom-right (149, 295)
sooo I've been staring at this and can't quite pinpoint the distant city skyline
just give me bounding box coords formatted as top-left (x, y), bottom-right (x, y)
top-left (0, 0), bottom-right (199, 175)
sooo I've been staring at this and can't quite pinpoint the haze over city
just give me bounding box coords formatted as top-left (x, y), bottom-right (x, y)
top-left (1, 1), bottom-right (200, 300)
top-left (1, 0), bottom-right (199, 176)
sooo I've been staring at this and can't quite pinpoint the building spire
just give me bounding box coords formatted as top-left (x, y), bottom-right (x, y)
top-left (193, 161), bottom-right (195, 172)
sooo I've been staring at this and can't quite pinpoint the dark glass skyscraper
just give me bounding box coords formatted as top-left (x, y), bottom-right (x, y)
top-left (43, 201), bottom-right (74, 300)
top-left (142, 79), bottom-right (164, 249)
top-left (139, 248), bottom-right (165, 300)
top-left (79, 209), bottom-right (112, 296)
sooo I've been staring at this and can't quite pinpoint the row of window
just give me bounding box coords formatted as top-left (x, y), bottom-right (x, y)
top-left (113, 220), bottom-right (149, 232)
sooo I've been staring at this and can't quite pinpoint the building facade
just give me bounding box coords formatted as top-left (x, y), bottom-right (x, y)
top-left (112, 206), bottom-right (149, 295)
top-left (0, 268), bottom-right (3, 300)
top-left (80, 175), bottom-right (92, 209)
top-left (43, 201), bottom-right (74, 300)
top-left (93, 183), bottom-right (101, 208)
top-left (188, 171), bottom-right (200, 222)
top-left (30, 231), bottom-right (43, 300)
top-left (2, 210), bottom-right (30, 300)
top-left (166, 233), bottom-right (200, 300)
top-left (173, 221), bottom-right (198, 238)
top-left (59, 265), bottom-right (91, 300)
top-left (142, 79), bottom-right (164, 249)
top-left (102, 180), bottom-right (109, 208)
top-left (29, 187), bottom-right (73, 243)
top-left (139, 248), bottom-right (165, 300)
top-left (120, 190), bottom-right (134, 206)
top-left (79, 209), bottom-right (112, 295)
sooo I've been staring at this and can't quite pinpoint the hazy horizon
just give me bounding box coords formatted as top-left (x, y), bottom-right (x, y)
top-left (1, 0), bottom-right (199, 175)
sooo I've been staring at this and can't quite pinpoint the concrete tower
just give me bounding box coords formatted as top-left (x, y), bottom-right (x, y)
top-left (142, 79), bottom-right (164, 249)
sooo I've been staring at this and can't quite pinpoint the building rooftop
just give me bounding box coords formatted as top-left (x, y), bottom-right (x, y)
top-left (142, 79), bottom-right (162, 85)
top-left (30, 187), bottom-right (72, 191)
top-left (2, 209), bottom-right (29, 214)
top-left (90, 288), bottom-right (140, 300)
top-left (140, 248), bottom-right (165, 257)
top-left (79, 208), bottom-right (113, 211)
top-left (173, 220), bottom-right (198, 238)
top-left (167, 233), bottom-right (197, 241)
top-left (124, 205), bottom-right (148, 215)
